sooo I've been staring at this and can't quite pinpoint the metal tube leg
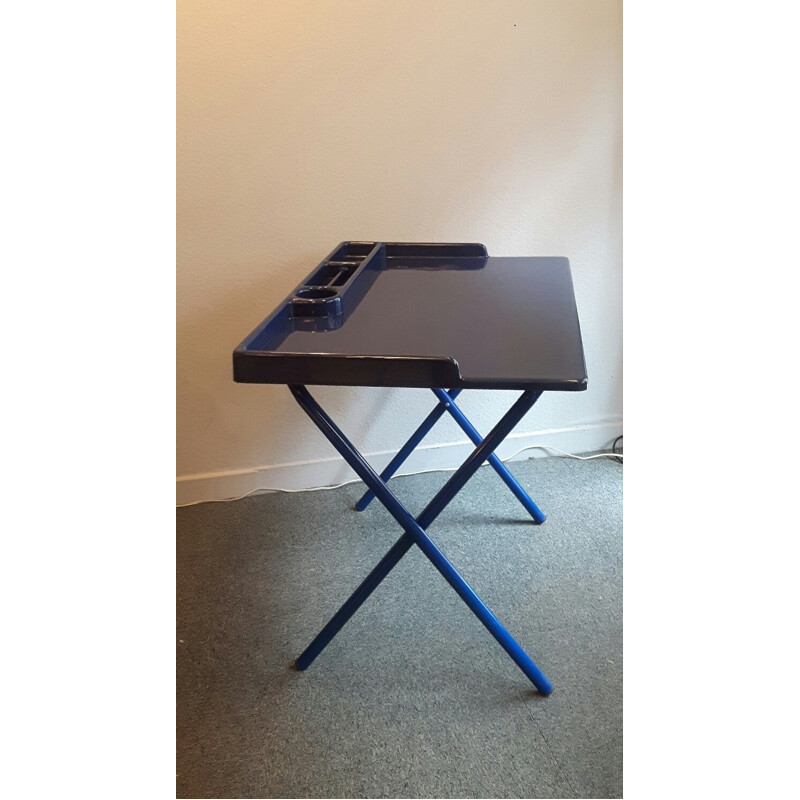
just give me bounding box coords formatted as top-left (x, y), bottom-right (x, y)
top-left (289, 385), bottom-right (552, 694)
top-left (413, 390), bottom-right (543, 530)
top-left (355, 389), bottom-right (462, 511)
top-left (401, 520), bottom-right (553, 695)
top-left (432, 388), bottom-right (547, 524)
top-left (296, 533), bottom-right (414, 670)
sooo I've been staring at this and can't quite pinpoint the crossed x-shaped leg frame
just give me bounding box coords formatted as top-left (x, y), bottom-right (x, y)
top-left (289, 384), bottom-right (553, 695)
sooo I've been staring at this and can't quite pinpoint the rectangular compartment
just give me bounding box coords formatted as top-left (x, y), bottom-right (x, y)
top-left (290, 242), bottom-right (383, 320)
top-left (305, 261), bottom-right (359, 288)
top-left (326, 241), bottom-right (377, 261)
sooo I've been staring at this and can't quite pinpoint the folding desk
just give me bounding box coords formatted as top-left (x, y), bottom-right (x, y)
top-left (233, 242), bottom-right (587, 695)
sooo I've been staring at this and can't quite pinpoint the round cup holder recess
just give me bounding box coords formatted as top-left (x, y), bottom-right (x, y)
top-left (292, 286), bottom-right (341, 318)
top-left (295, 287), bottom-right (337, 300)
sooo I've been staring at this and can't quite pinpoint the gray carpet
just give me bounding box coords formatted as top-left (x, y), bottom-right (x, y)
top-left (177, 456), bottom-right (622, 799)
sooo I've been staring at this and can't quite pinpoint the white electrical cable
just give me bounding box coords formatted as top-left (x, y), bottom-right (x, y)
top-left (177, 444), bottom-right (621, 508)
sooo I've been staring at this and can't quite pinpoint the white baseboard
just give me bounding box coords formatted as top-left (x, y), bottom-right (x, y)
top-left (176, 420), bottom-right (622, 506)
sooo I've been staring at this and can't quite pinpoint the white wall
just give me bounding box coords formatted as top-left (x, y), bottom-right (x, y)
top-left (177, 0), bottom-right (622, 503)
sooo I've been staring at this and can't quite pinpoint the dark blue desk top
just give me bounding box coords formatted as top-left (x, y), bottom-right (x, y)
top-left (233, 242), bottom-right (587, 390)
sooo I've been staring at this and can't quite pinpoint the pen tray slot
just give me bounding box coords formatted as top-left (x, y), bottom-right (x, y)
top-left (305, 261), bottom-right (359, 288)
top-left (291, 242), bottom-right (380, 318)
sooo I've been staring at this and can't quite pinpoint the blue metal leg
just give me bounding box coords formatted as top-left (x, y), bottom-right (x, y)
top-left (289, 385), bottom-right (552, 694)
top-left (357, 389), bottom-right (544, 524)
top-left (432, 388), bottom-right (546, 524)
top-left (355, 389), bottom-right (462, 511)
top-left (295, 533), bottom-right (414, 670)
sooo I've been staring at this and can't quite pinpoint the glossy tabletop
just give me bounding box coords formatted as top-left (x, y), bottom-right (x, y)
top-left (233, 242), bottom-right (587, 391)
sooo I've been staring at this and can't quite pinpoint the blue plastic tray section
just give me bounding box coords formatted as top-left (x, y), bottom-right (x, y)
top-left (233, 242), bottom-right (587, 390)
top-left (288, 241), bottom-right (487, 323)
